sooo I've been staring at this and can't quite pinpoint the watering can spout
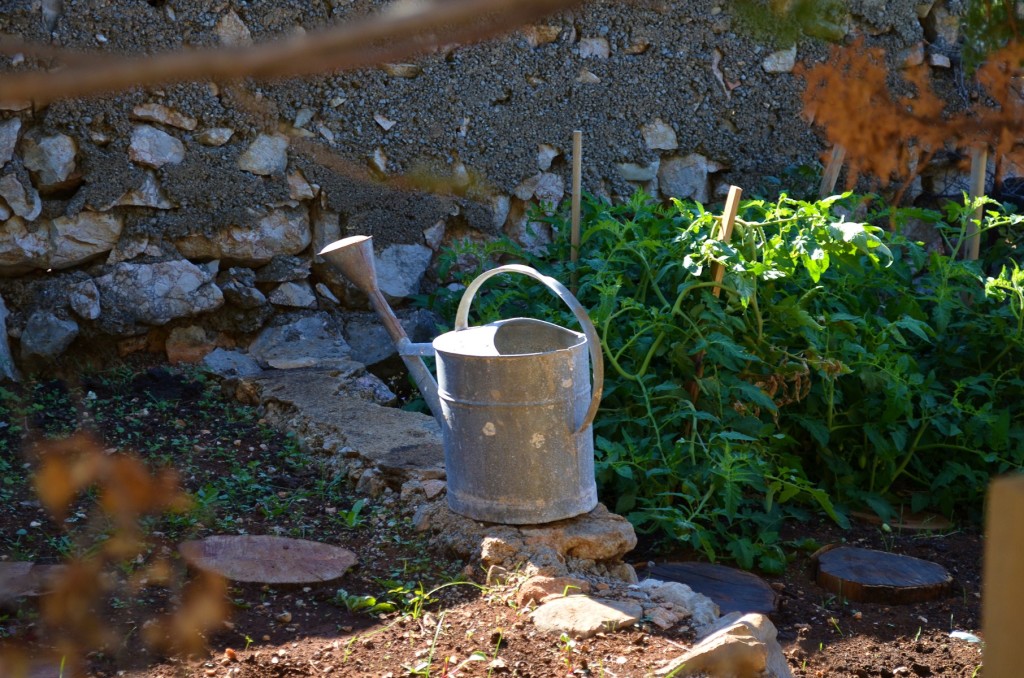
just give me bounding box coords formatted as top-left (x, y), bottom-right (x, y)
top-left (318, 236), bottom-right (443, 425)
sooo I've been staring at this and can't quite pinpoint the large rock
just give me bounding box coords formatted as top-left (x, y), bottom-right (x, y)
top-left (94, 260), bottom-right (224, 328)
top-left (0, 119), bottom-right (21, 167)
top-left (0, 294), bottom-right (19, 381)
top-left (68, 279), bottom-right (101, 320)
top-left (762, 45), bottom-right (797, 73)
top-left (344, 308), bottom-right (437, 366)
top-left (174, 207), bottom-right (310, 266)
top-left (116, 171), bottom-right (175, 209)
top-left (21, 311), bottom-right (79, 360)
top-left (658, 153), bottom-right (724, 204)
top-left (0, 217), bottom-right (47, 272)
top-left (131, 103), bottom-right (197, 131)
top-left (129, 125), bottom-right (185, 168)
top-left (376, 244), bottom-right (432, 299)
top-left (247, 314), bottom-right (350, 369)
top-left (267, 281), bottom-right (317, 308)
top-left (531, 596), bottom-right (642, 638)
top-left (0, 174), bottom-right (42, 221)
top-left (514, 172), bottom-right (564, 204)
top-left (202, 348), bottom-right (262, 379)
top-left (49, 212), bottom-right (124, 269)
top-left (641, 118), bottom-right (678, 151)
top-left (238, 133), bottom-right (289, 176)
top-left (656, 613), bottom-right (792, 678)
top-left (21, 133), bottom-right (77, 188)
top-left (637, 579), bottom-right (719, 628)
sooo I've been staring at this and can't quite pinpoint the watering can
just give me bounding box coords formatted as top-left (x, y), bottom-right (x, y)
top-left (319, 235), bottom-right (603, 524)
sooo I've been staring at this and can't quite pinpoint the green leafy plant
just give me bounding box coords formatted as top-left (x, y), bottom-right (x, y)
top-left (424, 189), bottom-right (1024, 570)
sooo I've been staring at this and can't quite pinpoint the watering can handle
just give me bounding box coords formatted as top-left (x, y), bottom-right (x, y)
top-left (454, 264), bottom-right (604, 433)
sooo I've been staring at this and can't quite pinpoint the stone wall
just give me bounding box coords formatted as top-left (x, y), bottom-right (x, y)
top-left (0, 0), bottom-right (965, 373)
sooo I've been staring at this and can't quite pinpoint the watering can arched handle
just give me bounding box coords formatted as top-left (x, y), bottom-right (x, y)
top-left (454, 264), bottom-right (604, 433)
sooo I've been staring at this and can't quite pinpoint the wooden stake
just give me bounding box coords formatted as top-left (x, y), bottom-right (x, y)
top-left (819, 144), bottom-right (846, 198)
top-left (571, 130), bottom-right (582, 292)
top-left (688, 185), bottom-right (743, 405)
top-left (983, 473), bottom-right (1024, 677)
top-left (966, 145), bottom-right (987, 261)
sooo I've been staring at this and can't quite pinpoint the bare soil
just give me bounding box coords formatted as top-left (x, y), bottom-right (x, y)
top-left (0, 363), bottom-right (985, 677)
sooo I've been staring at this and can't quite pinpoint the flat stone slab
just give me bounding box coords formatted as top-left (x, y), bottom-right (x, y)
top-left (532, 595), bottom-right (643, 638)
top-left (179, 535), bottom-right (356, 584)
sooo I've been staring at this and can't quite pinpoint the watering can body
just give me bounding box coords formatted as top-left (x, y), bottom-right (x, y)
top-left (318, 237), bottom-right (602, 525)
top-left (433, 265), bottom-right (603, 524)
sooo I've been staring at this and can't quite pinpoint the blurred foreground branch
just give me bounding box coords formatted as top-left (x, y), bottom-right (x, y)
top-left (0, 0), bottom-right (581, 104)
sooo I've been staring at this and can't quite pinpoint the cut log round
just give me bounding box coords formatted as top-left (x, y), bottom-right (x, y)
top-left (0, 562), bottom-right (66, 605)
top-left (850, 509), bottom-right (953, 532)
top-left (178, 535), bottom-right (357, 584)
top-left (646, 562), bottom-right (778, 614)
top-left (815, 546), bottom-right (952, 604)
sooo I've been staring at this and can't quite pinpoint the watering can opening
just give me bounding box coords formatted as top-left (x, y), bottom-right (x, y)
top-left (433, 318), bottom-right (584, 358)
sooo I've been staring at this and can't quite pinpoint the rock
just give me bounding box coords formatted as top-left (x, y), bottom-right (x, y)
top-left (68, 279), bottom-right (101, 320)
top-left (505, 212), bottom-right (553, 255)
top-left (117, 170), bottom-right (175, 209)
top-left (0, 294), bottom-right (19, 381)
top-left (423, 220), bottom-right (445, 250)
top-left (22, 133), bottom-right (77, 189)
top-left (928, 52), bottom-right (951, 68)
top-left (268, 281), bottom-right (317, 308)
top-left (0, 217), bottom-right (47, 271)
top-left (166, 325), bottom-right (216, 364)
top-left (0, 118), bottom-right (21, 167)
top-left (422, 479), bottom-right (446, 499)
top-left (641, 118), bottom-right (678, 151)
top-left (373, 113), bottom-right (397, 131)
top-left (21, 311), bottom-right (78, 359)
top-left (578, 37), bottom-right (610, 58)
top-left (616, 160), bottom-right (660, 182)
top-left (522, 25), bottom-right (561, 47)
top-left (217, 10), bottom-right (252, 46)
top-left (382, 63), bottom-right (422, 78)
top-left (922, 4), bottom-right (960, 47)
top-left (514, 172), bottom-right (564, 204)
top-left (915, 1), bottom-right (935, 19)
top-left (537, 144), bottom-right (560, 171)
top-left (174, 207), bottom-right (310, 266)
top-left (131, 103), bottom-right (198, 130)
top-left (49, 212), bottom-right (124, 269)
top-left (901, 43), bottom-right (926, 68)
top-left (202, 348), bottom-right (262, 379)
top-left (369, 147), bottom-right (387, 173)
top-left (624, 37), bottom-right (651, 54)
top-left (315, 282), bottom-right (339, 304)
top-left (287, 170), bottom-right (316, 201)
top-left (129, 125), bottom-right (185, 168)
top-left (657, 613), bottom-right (792, 678)
top-left (255, 255), bottom-right (310, 283)
top-left (94, 260), bottom-right (224, 328)
top-left (637, 579), bottom-right (720, 628)
top-left (658, 153), bottom-right (724, 204)
top-left (490, 194), bottom-right (511, 230)
top-left (238, 134), bottom-right (289, 175)
top-left (762, 45), bottom-right (797, 73)
top-left (0, 173), bottom-right (42, 220)
top-left (577, 69), bottom-right (601, 84)
top-left (197, 128), bottom-right (235, 146)
top-left (247, 314), bottom-right (351, 369)
top-left (376, 244), bottom-right (433, 299)
top-left (532, 596), bottom-right (642, 638)
top-left (222, 278), bottom-right (267, 309)
top-left (344, 309), bottom-right (436, 366)
top-left (517, 575), bottom-right (592, 607)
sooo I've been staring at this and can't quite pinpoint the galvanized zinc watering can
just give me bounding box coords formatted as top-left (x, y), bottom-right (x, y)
top-left (319, 235), bottom-right (604, 524)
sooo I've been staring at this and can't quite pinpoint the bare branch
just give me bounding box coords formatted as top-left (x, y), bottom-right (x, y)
top-left (0, 0), bottom-right (582, 104)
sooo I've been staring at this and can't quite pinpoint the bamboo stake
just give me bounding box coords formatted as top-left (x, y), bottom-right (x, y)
top-left (688, 185), bottom-right (743, 405)
top-left (570, 130), bottom-right (582, 292)
top-left (966, 145), bottom-right (987, 261)
top-left (982, 473), bottom-right (1024, 678)
top-left (819, 144), bottom-right (846, 198)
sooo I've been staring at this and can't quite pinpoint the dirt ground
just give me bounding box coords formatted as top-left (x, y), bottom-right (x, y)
top-left (0, 364), bottom-right (986, 677)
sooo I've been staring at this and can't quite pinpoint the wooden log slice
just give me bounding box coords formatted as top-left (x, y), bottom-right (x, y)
top-left (815, 546), bottom-right (952, 604)
top-left (646, 562), bottom-right (778, 614)
top-left (179, 535), bottom-right (357, 584)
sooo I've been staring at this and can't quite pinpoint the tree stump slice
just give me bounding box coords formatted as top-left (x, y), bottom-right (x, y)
top-left (646, 562), bottom-right (778, 614)
top-left (851, 509), bottom-right (953, 532)
top-left (179, 535), bottom-right (357, 584)
top-left (815, 546), bottom-right (952, 604)
top-left (0, 562), bottom-right (66, 605)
